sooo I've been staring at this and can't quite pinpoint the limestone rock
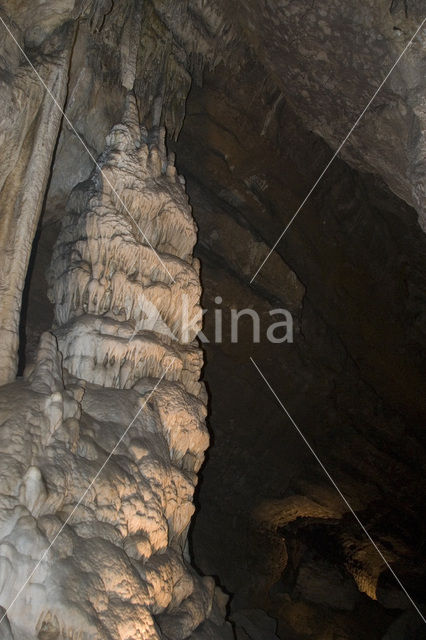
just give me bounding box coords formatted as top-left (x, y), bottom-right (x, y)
top-left (47, 94), bottom-right (204, 398)
top-left (0, 100), bottom-right (219, 639)
top-left (0, 19), bottom-right (75, 384)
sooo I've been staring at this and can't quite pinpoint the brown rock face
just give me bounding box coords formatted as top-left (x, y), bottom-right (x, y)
top-left (215, 0), bottom-right (426, 228)
top-left (172, 41), bottom-right (426, 640)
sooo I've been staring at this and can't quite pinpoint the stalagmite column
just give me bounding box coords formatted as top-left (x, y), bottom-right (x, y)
top-left (0, 96), bottom-right (231, 639)
top-left (47, 94), bottom-right (204, 397)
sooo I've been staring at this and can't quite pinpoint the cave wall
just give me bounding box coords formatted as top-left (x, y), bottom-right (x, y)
top-left (171, 51), bottom-right (426, 638)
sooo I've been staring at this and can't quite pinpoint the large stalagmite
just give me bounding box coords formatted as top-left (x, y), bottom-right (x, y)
top-left (0, 97), bottom-right (231, 639)
top-left (47, 95), bottom-right (204, 397)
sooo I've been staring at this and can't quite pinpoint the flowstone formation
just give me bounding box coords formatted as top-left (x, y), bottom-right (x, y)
top-left (0, 98), bottom-right (231, 639)
top-left (48, 95), bottom-right (204, 398)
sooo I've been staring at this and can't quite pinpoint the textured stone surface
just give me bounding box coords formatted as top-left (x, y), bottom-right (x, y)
top-left (215, 0), bottom-right (426, 229)
top-left (47, 95), bottom-right (204, 397)
top-left (0, 0), bottom-right (239, 385)
top-left (172, 50), bottom-right (426, 638)
top-left (0, 100), bottom-right (230, 639)
top-left (0, 17), bottom-right (75, 384)
top-left (0, 333), bottom-right (223, 638)
top-left (2, 0), bottom-right (425, 381)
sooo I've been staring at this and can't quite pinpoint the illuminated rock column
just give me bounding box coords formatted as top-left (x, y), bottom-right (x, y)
top-left (0, 96), bottom-right (223, 639)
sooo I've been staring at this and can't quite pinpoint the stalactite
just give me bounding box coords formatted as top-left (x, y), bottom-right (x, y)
top-left (0, 21), bottom-right (76, 385)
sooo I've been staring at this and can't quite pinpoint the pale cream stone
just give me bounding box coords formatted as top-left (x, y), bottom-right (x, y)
top-left (0, 99), bottom-right (226, 639)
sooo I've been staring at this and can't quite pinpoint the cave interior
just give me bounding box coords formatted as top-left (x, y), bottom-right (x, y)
top-left (0, 1), bottom-right (425, 639)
